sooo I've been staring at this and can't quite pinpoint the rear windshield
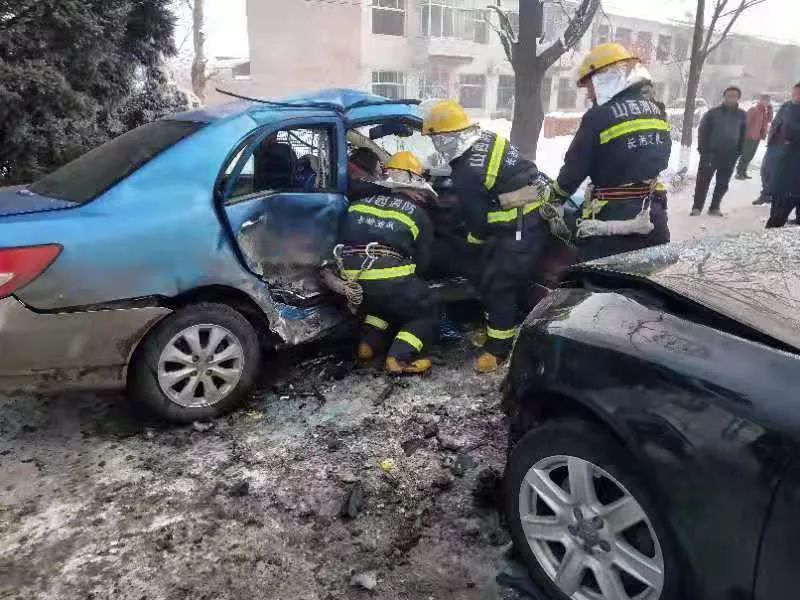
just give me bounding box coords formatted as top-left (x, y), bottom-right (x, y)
top-left (30, 120), bottom-right (204, 204)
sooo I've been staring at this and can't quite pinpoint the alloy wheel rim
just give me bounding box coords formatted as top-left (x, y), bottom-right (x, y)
top-left (518, 454), bottom-right (664, 600)
top-left (157, 324), bottom-right (245, 408)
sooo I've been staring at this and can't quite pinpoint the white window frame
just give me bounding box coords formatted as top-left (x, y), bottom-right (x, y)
top-left (418, 0), bottom-right (487, 43)
top-left (556, 77), bottom-right (577, 110)
top-left (497, 74), bottom-right (515, 110)
top-left (372, 0), bottom-right (406, 36)
top-left (459, 73), bottom-right (486, 109)
top-left (371, 71), bottom-right (406, 100)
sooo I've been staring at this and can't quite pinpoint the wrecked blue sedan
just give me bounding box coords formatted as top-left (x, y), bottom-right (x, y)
top-left (0, 89), bottom-right (440, 421)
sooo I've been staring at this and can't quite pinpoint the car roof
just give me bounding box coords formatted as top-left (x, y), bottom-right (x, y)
top-left (571, 229), bottom-right (800, 352)
top-left (172, 88), bottom-right (422, 126)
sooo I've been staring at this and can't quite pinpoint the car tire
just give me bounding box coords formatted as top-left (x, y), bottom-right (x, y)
top-left (505, 419), bottom-right (682, 600)
top-left (128, 302), bottom-right (261, 423)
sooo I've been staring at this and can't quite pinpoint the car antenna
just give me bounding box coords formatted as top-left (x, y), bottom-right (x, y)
top-left (215, 88), bottom-right (342, 112)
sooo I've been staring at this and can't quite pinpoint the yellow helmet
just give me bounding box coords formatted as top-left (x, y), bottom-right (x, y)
top-left (422, 99), bottom-right (473, 136)
top-left (386, 151), bottom-right (424, 176)
top-left (577, 42), bottom-right (639, 85)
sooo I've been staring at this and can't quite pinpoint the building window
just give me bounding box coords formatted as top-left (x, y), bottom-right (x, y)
top-left (372, 71), bottom-right (406, 99)
top-left (556, 77), bottom-right (576, 110)
top-left (615, 27), bottom-right (633, 48)
top-left (372, 0), bottom-right (405, 36)
top-left (459, 74), bottom-right (486, 109)
top-left (419, 0), bottom-right (488, 43)
top-left (594, 24), bottom-right (610, 45)
top-left (419, 68), bottom-right (450, 99)
top-left (636, 31), bottom-right (652, 63)
top-left (542, 76), bottom-right (553, 111)
top-left (497, 75), bottom-right (515, 110)
top-left (657, 34), bottom-right (672, 62)
top-left (507, 11), bottom-right (519, 36)
top-left (674, 36), bottom-right (690, 61)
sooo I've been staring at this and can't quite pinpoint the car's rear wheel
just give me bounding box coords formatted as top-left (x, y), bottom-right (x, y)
top-left (505, 420), bottom-right (681, 600)
top-left (128, 302), bottom-right (261, 423)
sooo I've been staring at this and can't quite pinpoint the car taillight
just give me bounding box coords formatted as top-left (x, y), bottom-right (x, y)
top-left (0, 245), bottom-right (62, 299)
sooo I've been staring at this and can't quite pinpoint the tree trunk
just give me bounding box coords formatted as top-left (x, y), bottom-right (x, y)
top-left (679, 0), bottom-right (706, 170)
top-left (190, 0), bottom-right (208, 104)
top-left (509, 0), bottom-right (543, 160)
top-left (511, 60), bottom-right (545, 160)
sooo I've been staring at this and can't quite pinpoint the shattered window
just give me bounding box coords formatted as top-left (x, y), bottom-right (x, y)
top-left (225, 126), bottom-right (335, 202)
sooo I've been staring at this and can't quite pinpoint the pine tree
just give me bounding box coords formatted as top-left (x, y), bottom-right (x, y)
top-left (0, 0), bottom-right (188, 184)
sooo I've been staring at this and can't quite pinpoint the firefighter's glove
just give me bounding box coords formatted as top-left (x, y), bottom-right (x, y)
top-left (539, 201), bottom-right (573, 246)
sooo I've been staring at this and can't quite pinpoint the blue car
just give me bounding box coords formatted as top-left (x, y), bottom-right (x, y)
top-left (0, 89), bottom-right (441, 422)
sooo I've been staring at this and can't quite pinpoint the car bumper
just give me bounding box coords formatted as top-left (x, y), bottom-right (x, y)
top-left (0, 297), bottom-right (171, 391)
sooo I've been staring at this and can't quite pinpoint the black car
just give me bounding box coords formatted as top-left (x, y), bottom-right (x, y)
top-left (502, 230), bottom-right (800, 600)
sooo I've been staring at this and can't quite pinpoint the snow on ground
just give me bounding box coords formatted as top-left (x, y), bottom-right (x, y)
top-left (480, 118), bottom-right (775, 242)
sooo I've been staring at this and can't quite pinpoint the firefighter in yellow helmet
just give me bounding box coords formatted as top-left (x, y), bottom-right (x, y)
top-left (551, 42), bottom-right (672, 261)
top-left (337, 150), bottom-right (438, 375)
top-left (423, 100), bottom-right (557, 374)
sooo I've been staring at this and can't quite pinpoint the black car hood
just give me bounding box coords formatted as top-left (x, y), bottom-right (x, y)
top-left (570, 230), bottom-right (800, 352)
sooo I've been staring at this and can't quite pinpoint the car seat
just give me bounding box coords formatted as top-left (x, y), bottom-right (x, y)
top-left (254, 141), bottom-right (297, 192)
top-left (293, 155), bottom-right (320, 192)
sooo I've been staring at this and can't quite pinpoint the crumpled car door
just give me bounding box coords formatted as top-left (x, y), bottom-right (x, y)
top-left (220, 117), bottom-right (347, 300)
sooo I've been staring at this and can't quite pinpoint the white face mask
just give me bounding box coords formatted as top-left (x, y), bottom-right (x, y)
top-left (591, 62), bottom-right (654, 106)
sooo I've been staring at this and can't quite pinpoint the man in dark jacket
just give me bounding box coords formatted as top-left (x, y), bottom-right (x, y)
top-left (691, 86), bottom-right (747, 216)
top-left (756, 84), bottom-right (800, 206)
top-left (766, 84), bottom-right (800, 228)
top-left (736, 94), bottom-right (772, 180)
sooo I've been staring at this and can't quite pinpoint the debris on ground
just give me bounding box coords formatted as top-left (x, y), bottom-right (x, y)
top-left (0, 339), bottom-right (516, 600)
top-left (350, 570), bottom-right (378, 591)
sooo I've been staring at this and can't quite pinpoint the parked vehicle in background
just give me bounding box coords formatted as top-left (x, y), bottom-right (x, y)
top-left (0, 89), bottom-right (454, 423)
top-left (503, 230), bottom-right (800, 600)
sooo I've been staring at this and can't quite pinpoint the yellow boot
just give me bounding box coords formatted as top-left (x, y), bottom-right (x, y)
top-left (385, 356), bottom-right (433, 375)
top-left (474, 352), bottom-right (500, 374)
top-left (357, 342), bottom-right (375, 361)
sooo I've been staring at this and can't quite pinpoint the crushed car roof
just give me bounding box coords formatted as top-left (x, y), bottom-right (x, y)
top-left (572, 229), bottom-right (800, 351)
top-left (173, 88), bottom-right (421, 124)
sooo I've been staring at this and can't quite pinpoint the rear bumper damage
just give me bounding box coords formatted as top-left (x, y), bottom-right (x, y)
top-left (0, 297), bottom-right (171, 391)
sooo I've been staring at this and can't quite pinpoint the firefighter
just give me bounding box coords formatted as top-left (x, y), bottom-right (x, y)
top-left (337, 151), bottom-right (437, 375)
top-left (551, 43), bottom-right (672, 261)
top-left (422, 100), bottom-right (556, 374)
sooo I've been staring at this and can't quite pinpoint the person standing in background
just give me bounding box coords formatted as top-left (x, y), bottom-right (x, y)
top-left (755, 84), bottom-right (800, 206)
top-left (766, 84), bottom-right (800, 228)
top-left (691, 86), bottom-right (747, 217)
top-left (736, 94), bottom-right (772, 180)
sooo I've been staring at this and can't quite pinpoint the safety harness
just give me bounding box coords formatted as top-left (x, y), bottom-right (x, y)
top-left (577, 180), bottom-right (665, 239)
top-left (322, 242), bottom-right (414, 313)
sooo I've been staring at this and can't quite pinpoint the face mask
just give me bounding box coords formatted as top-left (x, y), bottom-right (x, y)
top-left (432, 128), bottom-right (482, 163)
top-left (591, 62), bottom-right (653, 106)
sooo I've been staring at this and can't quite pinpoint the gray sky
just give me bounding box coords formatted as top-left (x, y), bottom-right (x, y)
top-left (202, 0), bottom-right (799, 60)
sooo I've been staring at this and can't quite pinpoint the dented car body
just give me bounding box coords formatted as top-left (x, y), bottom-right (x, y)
top-left (0, 90), bottom-right (424, 393)
top-left (503, 229), bottom-right (800, 600)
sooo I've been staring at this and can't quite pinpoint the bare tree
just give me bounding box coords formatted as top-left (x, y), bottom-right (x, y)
top-left (189, 0), bottom-right (210, 103)
top-left (490, 0), bottom-right (600, 159)
top-left (678, 0), bottom-right (768, 167)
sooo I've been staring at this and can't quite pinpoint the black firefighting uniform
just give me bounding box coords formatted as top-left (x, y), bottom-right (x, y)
top-left (553, 87), bottom-right (672, 262)
top-left (338, 190), bottom-right (436, 361)
top-left (450, 131), bottom-right (551, 358)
